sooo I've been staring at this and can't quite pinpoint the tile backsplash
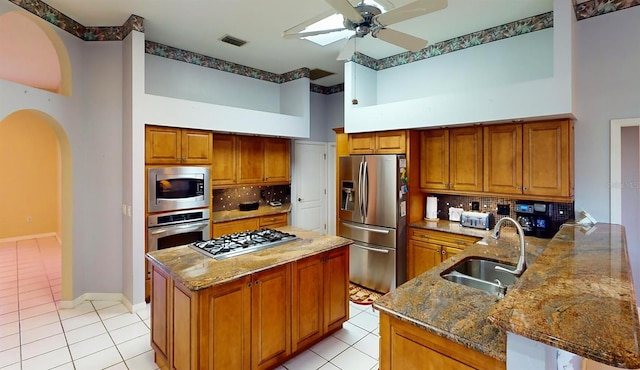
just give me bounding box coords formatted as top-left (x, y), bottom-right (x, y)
top-left (212, 185), bottom-right (291, 212)
top-left (430, 194), bottom-right (575, 227)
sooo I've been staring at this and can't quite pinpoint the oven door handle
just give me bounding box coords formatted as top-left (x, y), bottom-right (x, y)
top-left (352, 243), bottom-right (390, 254)
top-left (150, 221), bottom-right (209, 236)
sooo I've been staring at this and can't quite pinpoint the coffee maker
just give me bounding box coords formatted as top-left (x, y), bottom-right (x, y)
top-left (515, 201), bottom-right (554, 238)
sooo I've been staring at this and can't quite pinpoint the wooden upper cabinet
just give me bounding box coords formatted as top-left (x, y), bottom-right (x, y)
top-left (264, 138), bottom-right (291, 183)
top-left (212, 134), bottom-right (237, 186)
top-left (420, 129), bottom-right (449, 191)
top-left (145, 125), bottom-right (212, 164)
top-left (523, 120), bottom-right (572, 198)
top-left (420, 127), bottom-right (482, 192)
top-left (237, 136), bottom-right (265, 184)
top-left (483, 123), bottom-right (523, 195)
top-left (348, 130), bottom-right (406, 154)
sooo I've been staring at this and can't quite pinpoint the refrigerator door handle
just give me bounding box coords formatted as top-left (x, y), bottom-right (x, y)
top-left (363, 160), bottom-right (369, 219)
top-left (341, 221), bottom-right (391, 234)
top-left (358, 160), bottom-right (365, 217)
top-left (353, 243), bottom-right (390, 254)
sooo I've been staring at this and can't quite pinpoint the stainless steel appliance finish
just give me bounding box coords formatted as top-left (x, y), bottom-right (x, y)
top-left (147, 209), bottom-right (210, 257)
top-left (460, 211), bottom-right (494, 230)
top-left (148, 166), bottom-right (210, 213)
top-left (190, 229), bottom-right (297, 260)
top-left (339, 155), bottom-right (407, 293)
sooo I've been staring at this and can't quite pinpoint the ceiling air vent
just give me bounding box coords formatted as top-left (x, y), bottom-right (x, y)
top-left (309, 68), bottom-right (335, 80)
top-left (220, 34), bottom-right (247, 47)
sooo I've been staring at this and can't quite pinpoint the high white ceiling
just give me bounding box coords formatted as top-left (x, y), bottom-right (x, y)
top-left (43, 0), bottom-right (553, 86)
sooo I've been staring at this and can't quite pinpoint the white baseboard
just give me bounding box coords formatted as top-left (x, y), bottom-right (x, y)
top-left (0, 232), bottom-right (58, 243)
top-left (59, 293), bottom-right (147, 313)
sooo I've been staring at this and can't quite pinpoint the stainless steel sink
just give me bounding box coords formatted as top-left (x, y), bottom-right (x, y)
top-left (441, 257), bottom-right (518, 298)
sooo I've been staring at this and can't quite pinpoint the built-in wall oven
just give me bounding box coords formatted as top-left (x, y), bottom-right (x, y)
top-left (148, 166), bottom-right (210, 213)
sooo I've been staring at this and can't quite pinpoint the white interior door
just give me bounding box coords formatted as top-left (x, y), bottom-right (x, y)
top-left (293, 141), bottom-right (327, 233)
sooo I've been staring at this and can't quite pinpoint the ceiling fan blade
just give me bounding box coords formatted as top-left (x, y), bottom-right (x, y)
top-left (325, 0), bottom-right (364, 23)
top-left (283, 28), bottom-right (348, 39)
top-left (375, 0), bottom-right (447, 27)
top-left (283, 8), bottom-right (336, 36)
top-left (373, 28), bottom-right (427, 51)
top-left (336, 36), bottom-right (357, 60)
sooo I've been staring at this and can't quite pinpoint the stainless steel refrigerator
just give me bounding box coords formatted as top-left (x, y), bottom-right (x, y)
top-left (339, 154), bottom-right (407, 293)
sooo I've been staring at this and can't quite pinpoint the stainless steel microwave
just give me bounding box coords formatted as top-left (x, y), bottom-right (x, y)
top-left (148, 166), bottom-right (210, 213)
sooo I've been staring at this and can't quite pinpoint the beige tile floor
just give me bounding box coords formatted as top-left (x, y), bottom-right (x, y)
top-left (0, 237), bottom-right (380, 370)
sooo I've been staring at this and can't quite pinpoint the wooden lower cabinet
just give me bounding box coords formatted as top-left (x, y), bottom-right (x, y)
top-left (379, 313), bottom-right (505, 370)
top-left (149, 246), bottom-right (349, 370)
top-left (407, 228), bottom-right (480, 280)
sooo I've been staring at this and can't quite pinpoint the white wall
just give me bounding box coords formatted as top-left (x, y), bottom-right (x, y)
top-left (0, 2), bottom-right (125, 300)
top-left (145, 54), bottom-right (281, 113)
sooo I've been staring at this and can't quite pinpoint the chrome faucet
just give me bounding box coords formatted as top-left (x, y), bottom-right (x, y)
top-left (491, 217), bottom-right (526, 276)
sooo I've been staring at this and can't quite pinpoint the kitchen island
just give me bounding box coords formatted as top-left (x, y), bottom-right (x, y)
top-left (146, 226), bottom-right (351, 370)
top-left (374, 222), bottom-right (640, 369)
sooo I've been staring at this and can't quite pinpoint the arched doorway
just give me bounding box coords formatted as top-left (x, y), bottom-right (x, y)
top-left (0, 110), bottom-right (73, 302)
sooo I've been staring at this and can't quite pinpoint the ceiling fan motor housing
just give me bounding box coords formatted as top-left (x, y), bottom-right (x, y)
top-left (344, 4), bottom-right (381, 37)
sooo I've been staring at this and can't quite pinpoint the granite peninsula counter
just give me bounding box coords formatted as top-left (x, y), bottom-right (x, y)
top-left (374, 221), bottom-right (640, 369)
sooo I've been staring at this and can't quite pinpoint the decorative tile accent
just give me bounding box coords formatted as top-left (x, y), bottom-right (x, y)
top-left (574, 0), bottom-right (640, 20)
top-left (310, 83), bottom-right (344, 95)
top-left (212, 185), bottom-right (291, 212)
top-left (353, 12), bottom-right (554, 71)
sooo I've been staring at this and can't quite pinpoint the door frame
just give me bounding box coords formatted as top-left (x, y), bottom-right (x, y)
top-left (610, 118), bottom-right (640, 224)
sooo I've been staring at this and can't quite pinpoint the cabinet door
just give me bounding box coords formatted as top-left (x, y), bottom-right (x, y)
top-left (212, 134), bottom-right (236, 186)
top-left (376, 130), bottom-right (406, 154)
top-left (181, 129), bottom-right (212, 164)
top-left (420, 130), bottom-right (450, 191)
top-left (292, 255), bottom-right (324, 352)
top-left (449, 127), bottom-right (483, 192)
top-left (259, 213), bottom-right (288, 228)
top-left (324, 246), bottom-right (349, 333)
top-left (407, 240), bottom-right (442, 280)
top-left (173, 285), bottom-right (196, 370)
top-left (251, 264), bottom-right (291, 370)
top-left (199, 276), bottom-right (251, 370)
top-left (523, 120), bottom-right (572, 197)
top-left (348, 133), bottom-right (376, 154)
top-left (212, 218), bottom-right (259, 238)
top-left (264, 138), bottom-right (291, 183)
top-left (145, 126), bottom-right (181, 164)
top-left (237, 136), bottom-right (265, 184)
top-left (483, 124), bottom-right (522, 194)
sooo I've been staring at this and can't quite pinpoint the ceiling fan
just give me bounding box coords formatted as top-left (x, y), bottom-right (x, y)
top-left (283, 0), bottom-right (448, 60)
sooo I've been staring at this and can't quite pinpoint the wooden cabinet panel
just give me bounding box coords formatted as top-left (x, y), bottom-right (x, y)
top-left (348, 133), bottom-right (376, 154)
top-left (259, 213), bottom-right (288, 228)
top-left (237, 136), bottom-right (265, 184)
top-left (407, 239), bottom-right (442, 280)
top-left (523, 120), bottom-right (571, 197)
top-left (264, 138), bottom-right (291, 183)
top-left (420, 130), bottom-right (449, 190)
top-left (376, 130), bottom-right (407, 154)
top-left (324, 247), bottom-right (349, 332)
top-left (151, 267), bottom-right (170, 361)
top-left (292, 255), bottom-right (324, 352)
top-left (199, 276), bottom-right (251, 370)
top-left (181, 129), bottom-right (213, 164)
top-left (146, 126), bottom-right (181, 164)
top-left (449, 127), bottom-right (483, 191)
top-left (213, 218), bottom-right (260, 238)
top-left (173, 286), bottom-right (194, 370)
top-left (483, 124), bottom-right (523, 194)
top-left (251, 264), bottom-right (291, 370)
top-left (212, 134), bottom-right (236, 186)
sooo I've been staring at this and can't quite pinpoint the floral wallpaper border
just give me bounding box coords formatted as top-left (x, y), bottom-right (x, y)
top-left (8, 0), bottom-right (639, 92)
top-left (574, 0), bottom-right (640, 21)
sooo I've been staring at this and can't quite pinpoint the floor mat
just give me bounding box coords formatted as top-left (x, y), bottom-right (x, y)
top-left (349, 283), bottom-right (383, 305)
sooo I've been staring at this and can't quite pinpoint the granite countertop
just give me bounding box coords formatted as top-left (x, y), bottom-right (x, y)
top-left (488, 223), bottom-right (640, 368)
top-left (375, 221), bottom-right (640, 368)
top-left (212, 203), bottom-right (291, 223)
top-left (146, 226), bottom-right (350, 291)
top-left (409, 218), bottom-right (492, 238)
top-left (374, 230), bottom-right (549, 362)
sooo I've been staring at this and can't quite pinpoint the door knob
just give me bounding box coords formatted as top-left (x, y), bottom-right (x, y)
top-left (298, 197), bottom-right (303, 202)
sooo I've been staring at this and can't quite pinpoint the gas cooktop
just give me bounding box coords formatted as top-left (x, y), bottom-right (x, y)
top-left (190, 228), bottom-right (297, 260)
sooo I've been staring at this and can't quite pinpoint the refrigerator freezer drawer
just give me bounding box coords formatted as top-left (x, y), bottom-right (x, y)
top-left (349, 242), bottom-right (396, 294)
top-left (339, 220), bottom-right (396, 249)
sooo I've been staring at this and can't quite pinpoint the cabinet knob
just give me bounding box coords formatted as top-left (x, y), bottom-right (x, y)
top-left (255, 280), bottom-right (259, 285)
top-left (248, 282), bottom-right (252, 288)
top-left (441, 250), bottom-right (446, 255)
top-left (523, 187), bottom-right (528, 191)
top-left (516, 186), bottom-right (522, 191)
